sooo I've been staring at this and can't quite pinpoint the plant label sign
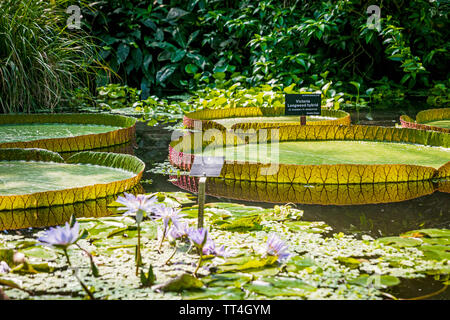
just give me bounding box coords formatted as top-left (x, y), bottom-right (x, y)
top-left (190, 156), bottom-right (225, 177)
top-left (285, 94), bottom-right (321, 116)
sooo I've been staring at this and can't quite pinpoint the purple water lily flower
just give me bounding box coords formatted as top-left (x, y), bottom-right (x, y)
top-left (38, 222), bottom-right (80, 249)
top-left (266, 233), bottom-right (290, 262)
top-left (203, 239), bottom-right (228, 257)
top-left (0, 261), bottom-right (10, 274)
top-left (167, 221), bottom-right (189, 242)
top-left (187, 227), bottom-right (208, 249)
top-left (153, 205), bottom-right (184, 229)
top-left (116, 193), bottom-right (160, 224)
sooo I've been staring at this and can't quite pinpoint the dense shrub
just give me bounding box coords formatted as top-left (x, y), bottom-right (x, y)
top-left (82, 0), bottom-right (449, 105)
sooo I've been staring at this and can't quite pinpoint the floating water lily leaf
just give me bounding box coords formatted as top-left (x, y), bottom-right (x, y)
top-left (400, 108), bottom-right (450, 133)
top-left (261, 276), bottom-right (316, 291)
top-left (158, 192), bottom-right (197, 205)
top-left (401, 229), bottom-right (450, 238)
top-left (244, 277), bottom-right (316, 298)
top-left (182, 287), bottom-right (245, 300)
top-left (181, 202), bottom-right (272, 224)
top-left (247, 267), bottom-right (281, 277)
top-left (0, 249), bottom-right (15, 266)
top-left (170, 124), bottom-right (450, 184)
top-left (421, 238), bottom-right (450, 246)
top-left (183, 107), bottom-right (350, 130)
top-left (377, 237), bottom-right (423, 247)
top-left (215, 215), bottom-right (262, 232)
top-left (336, 257), bottom-right (362, 269)
top-left (217, 256), bottom-right (278, 273)
top-left (11, 261), bottom-right (53, 274)
top-left (0, 149), bottom-right (144, 210)
top-left (420, 245), bottom-right (450, 261)
top-left (203, 273), bottom-right (253, 288)
top-left (349, 274), bottom-right (400, 288)
top-left (0, 113), bottom-right (136, 152)
top-left (285, 221), bottom-right (331, 234)
top-left (286, 256), bottom-right (316, 272)
top-left (0, 278), bottom-right (23, 291)
top-left (154, 273), bottom-right (203, 292)
top-left (19, 246), bottom-right (57, 260)
top-left (0, 185), bottom-right (142, 231)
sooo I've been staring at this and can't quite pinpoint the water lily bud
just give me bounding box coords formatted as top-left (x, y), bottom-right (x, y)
top-left (13, 251), bottom-right (26, 265)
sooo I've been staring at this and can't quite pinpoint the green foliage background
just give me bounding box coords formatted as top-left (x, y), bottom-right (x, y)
top-left (82, 0), bottom-right (449, 103)
top-left (0, 0), bottom-right (102, 113)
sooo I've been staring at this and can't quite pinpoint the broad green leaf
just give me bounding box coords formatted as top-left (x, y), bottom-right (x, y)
top-left (116, 43), bottom-right (130, 64)
top-left (171, 49), bottom-right (186, 63)
top-left (182, 287), bottom-right (244, 300)
top-left (349, 274), bottom-right (400, 288)
top-left (377, 237), bottom-right (422, 247)
top-left (217, 256), bottom-right (278, 273)
top-left (184, 64), bottom-right (198, 74)
top-left (156, 64), bottom-right (177, 83)
top-left (154, 273), bottom-right (203, 292)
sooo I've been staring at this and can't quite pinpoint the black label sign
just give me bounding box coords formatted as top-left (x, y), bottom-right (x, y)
top-left (285, 94), bottom-right (321, 116)
top-left (189, 156), bottom-right (225, 177)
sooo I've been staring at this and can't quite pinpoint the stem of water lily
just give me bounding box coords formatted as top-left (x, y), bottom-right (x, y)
top-left (63, 248), bottom-right (72, 267)
top-left (64, 248), bottom-right (95, 300)
top-left (71, 268), bottom-right (96, 300)
top-left (157, 225), bottom-right (167, 253)
top-left (165, 245), bottom-right (178, 265)
top-left (194, 254), bottom-right (203, 277)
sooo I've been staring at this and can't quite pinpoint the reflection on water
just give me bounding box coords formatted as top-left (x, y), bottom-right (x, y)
top-left (0, 185), bottom-right (144, 231)
top-left (170, 175), bottom-right (450, 237)
top-left (172, 176), bottom-right (440, 205)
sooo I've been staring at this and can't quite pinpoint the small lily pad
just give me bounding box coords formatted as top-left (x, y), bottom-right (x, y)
top-left (154, 273), bottom-right (203, 292)
top-left (377, 237), bottom-right (423, 247)
top-left (349, 274), bottom-right (400, 288)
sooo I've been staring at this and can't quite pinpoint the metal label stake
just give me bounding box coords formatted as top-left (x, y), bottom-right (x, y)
top-left (197, 175), bottom-right (207, 228)
top-left (300, 115), bottom-right (306, 125)
top-left (189, 156), bottom-right (225, 229)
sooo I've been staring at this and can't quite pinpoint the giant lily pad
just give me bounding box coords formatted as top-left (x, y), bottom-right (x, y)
top-left (0, 184), bottom-right (144, 231)
top-left (183, 106), bottom-right (350, 130)
top-left (400, 108), bottom-right (450, 133)
top-left (169, 125), bottom-right (450, 184)
top-left (0, 148), bottom-right (144, 210)
top-left (0, 114), bottom-right (136, 153)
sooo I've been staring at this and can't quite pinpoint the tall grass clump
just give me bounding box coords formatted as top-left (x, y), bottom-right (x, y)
top-left (0, 0), bottom-right (99, 113)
